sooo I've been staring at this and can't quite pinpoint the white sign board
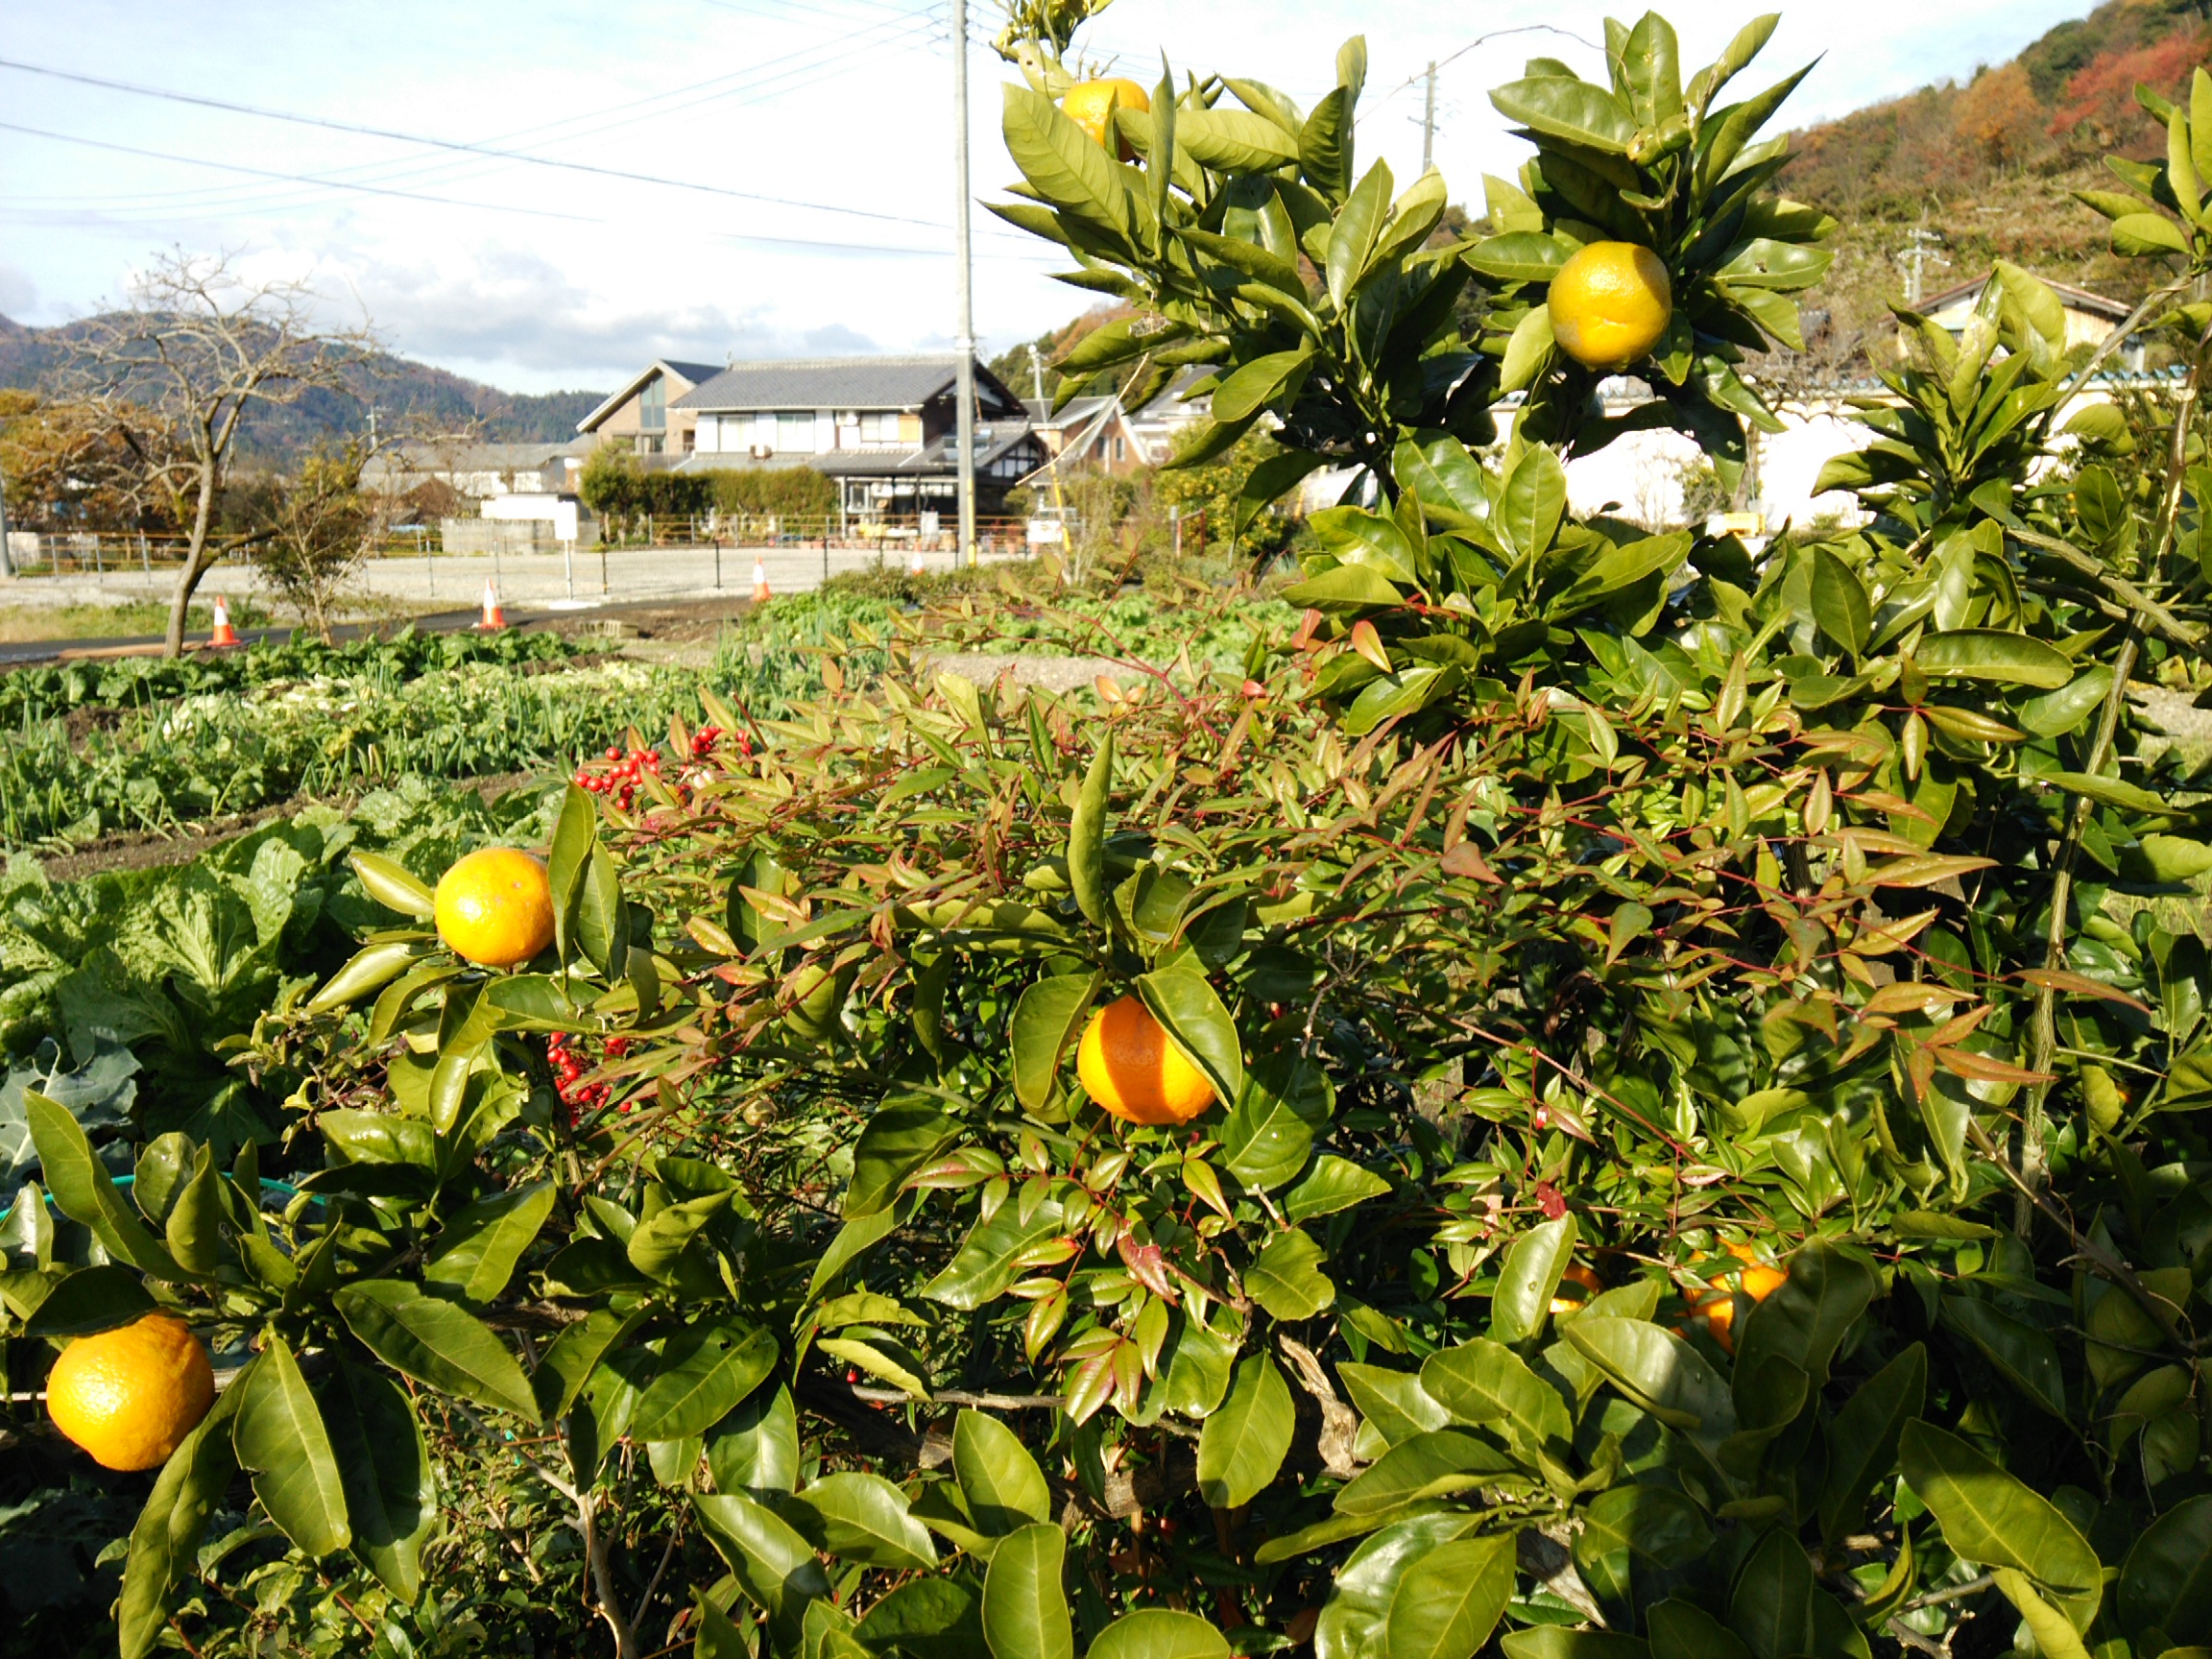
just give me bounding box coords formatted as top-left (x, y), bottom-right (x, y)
top-left (919, 512), bottom-right (941, 537)
top-left (1026, 518), bottom-right (1066, 544)
top-left (554, 500), bottom-right (580, 542)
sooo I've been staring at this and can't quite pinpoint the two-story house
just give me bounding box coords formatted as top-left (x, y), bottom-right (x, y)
top-left (663, 353), bottom-right (1047, 520)
top-left (573, 359), bottom-right (726, 458)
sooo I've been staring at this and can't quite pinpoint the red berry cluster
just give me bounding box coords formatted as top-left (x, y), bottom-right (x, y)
top-left (547, 1033), bottom-right (633, 1120)
top-left (572, 727), bottom-right (753, 811)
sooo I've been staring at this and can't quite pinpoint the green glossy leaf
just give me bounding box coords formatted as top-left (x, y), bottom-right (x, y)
top-left (322, 1361), bottom-right (431, 1602)
top-left (334, 1280), bottom-right (540, 1422)
top-left (1648, 1600), bottom-right (1751, 1659)
top-left (1576, 1484), bottom-right (1711, 1614)
top-left (2120, 1494), bottom-right (2212, 1640)
top-left (1383, 1533), bottom-right (1517, 1659)
top-left (27, 1093), bottom-right (182, 1278)
top-left (1221, 1052), bottom-right (1332, 1190)
top-left (629, 1322), bottom-right (780, 1443)
top-left (981, 1523), bottom-right (1073, 1659)
top-left (231, 1332), bottom-right (349, 1559)
top-left (1899, 1420), bottom-right (2102, 1622)
top-left (1940, 1296), bottom-right (2066, 1418)
top-left (1089, 1608), bottom-right (1230, 1659)
top-left (846, 1102), bottom-right (959, 1219)
top-left (1002, 84), bottom-right (1138, 238)
top-left (1340, 1361), bottom-right (1452, 1448)
top-left (922, 1195), bottom-right (1066, 1310)
top-left (350, 851), bottom-right (436, 920)
top-left (1420, 1337), bottom-right (1573, 1450)
top-left (1317, 1511), bottom-right (1487, 1659)
top-left (1810, 546), bottom-right (1870, 659)
top-left (1214, 348), bottom-right (1317, 425)
top-left (117, 1382), bottom-right (241, 1659)
top-left (797, 1472), bottom-right (937, 1571)
top-left (1011, 974), bottom-right (1100, 1113)
top-left (856, 1578), bottom-right (986, 1659)
top-left (1995, 1571), bottom-right (2092, 1659)
top-left (1490, 76), bottom-right (1638, 154)
top-left (708, 1382), bottom-right (801, 1496)
top-left (1135, 967), bottom-right (1243, 1108)
top-left (22, 1264), bottom-right (155, 1337)
top-left (1284, 1154), bottom-right (1389, 1222)
top-left (1490, 1214), bottom-right (1576, 1345)
top-left (1333, 1428), bottom-right (1517, 1515)
top-left (1197, 1355), bottom-right (1295, 1508)
top-left (1566, 1316), bottom-right (1737, 1444)
top-left (1246, 1227), bottom-right (1334, 1320)
top-left (1914, 630), bottom-right (2075, 688)
top-left (421, 1179), bottom-right (555, 1303)
top-left (1497, 447), bottom-right (1569, 562)
top-left (1734, 1241), bottom-right (1877, 1397)
top-left (533, 1306), bottom-right (649, 1422)
top-left (1729, 1527), bottom-right (1814, 1659)
top-left (1283, 562), bottom-right (1406, 611)
top-left (1070, 731), bottom-right (1114, 930)
top-left (955, 1408), bottom-right (1053, 1534)
top-left (695, 1491), bottom-right (830, 1644)
top-left (1818, 1344), bottom-right (1925, 1546)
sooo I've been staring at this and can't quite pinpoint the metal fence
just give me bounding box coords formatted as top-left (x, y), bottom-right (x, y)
top-left (2, 516), bottom-right (1045, 576)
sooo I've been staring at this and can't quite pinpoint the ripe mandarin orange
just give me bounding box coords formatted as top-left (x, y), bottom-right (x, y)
top-left (1063, 78), bottom-right (1151, 159)
top-left (1551, 1262), bottom-right (1605, 1315)
top-left (434, 847), bottom-right (557, 969)
top-left (1695, 1262), bottom-right (1789, 1354)
top-left (1548, 241), bottom-right (1673, 372)
top-left (46, 1313), bottom-right (215, 1472)
top-left (1076, 996), bottom-right (1216, 1125)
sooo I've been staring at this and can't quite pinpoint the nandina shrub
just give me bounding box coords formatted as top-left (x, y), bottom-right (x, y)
top-left (9, 12), bottom-right (2212, 1659)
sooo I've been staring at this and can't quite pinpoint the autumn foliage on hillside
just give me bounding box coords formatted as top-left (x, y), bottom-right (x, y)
top-left (1788, 0), bottom-right (2210, 215)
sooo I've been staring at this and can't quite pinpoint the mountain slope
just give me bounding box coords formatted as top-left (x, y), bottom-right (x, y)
top-left (0, 315), bottom-right (603, 465)
top-left (1781, 0), bottom-right (2212, 364)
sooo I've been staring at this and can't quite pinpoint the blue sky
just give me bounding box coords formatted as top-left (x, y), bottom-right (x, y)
top-left (0, 0), bottom-right (2102, 395)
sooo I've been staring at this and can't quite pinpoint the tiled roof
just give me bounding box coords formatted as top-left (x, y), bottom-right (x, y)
top-left (674, 425), bottom-right (1046, 478)
top-left (674, 354), bottom-right (1019, 413)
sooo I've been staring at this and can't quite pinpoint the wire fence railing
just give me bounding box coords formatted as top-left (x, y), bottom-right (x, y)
top-left (3, 515), bottom-right (1052, 580)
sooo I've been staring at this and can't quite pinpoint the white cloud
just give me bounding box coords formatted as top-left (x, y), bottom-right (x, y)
top-left (0, 0), bottom-right (2115, 393)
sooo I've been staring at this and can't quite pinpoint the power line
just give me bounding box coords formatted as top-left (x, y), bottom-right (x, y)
top-left (0, 13), bottom-right (960, 225)
top-left (0, 53), bottom-right (968, 234)
top-left (0, 119), bottom-right (1060, 262)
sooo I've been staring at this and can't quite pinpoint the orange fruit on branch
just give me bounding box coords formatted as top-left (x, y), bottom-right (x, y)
top-left (1063, 78), bottom-right (1151, 160)
top-left (1076, 995), bottom-right (1216, 1125)
top-left (1551, 1262), bottom-right (1605, 1315)
top-left (46, 1313), bottom-right (215, 1472)
top-left (1694, 1262), bottom-right (1789, 1355)
top-left (435, 847), bottom-right (557, 969)
top-left (1548, 241), bottom-right (1673, 372)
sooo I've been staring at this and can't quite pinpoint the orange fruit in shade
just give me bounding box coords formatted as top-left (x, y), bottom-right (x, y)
top-left (46, 1313), bottom-right (215, 1472)
top-left (1551, 1262), bottom-right (1605, 1315)
top-left (1063, 78), bottom-right (1152, 159)
top-left (1076, 996), bottom-right (1216, 1126)
top-left (434, 847), bottom-right (557, 969)
top-left (1695, 1263), bottom-right (1790, 1354)
top-left (1548, 241), bottom-right (1673, 372)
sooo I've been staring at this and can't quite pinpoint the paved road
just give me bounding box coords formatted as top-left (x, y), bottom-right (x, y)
top-left (1, 540), bottom-right (1024, 613)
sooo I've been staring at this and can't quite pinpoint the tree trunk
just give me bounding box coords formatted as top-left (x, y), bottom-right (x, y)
top-left (163, 468), bottom-right (219, 659)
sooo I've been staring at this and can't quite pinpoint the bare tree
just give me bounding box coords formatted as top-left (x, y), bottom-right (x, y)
top-left (58, 250), bottom-right (377, 657)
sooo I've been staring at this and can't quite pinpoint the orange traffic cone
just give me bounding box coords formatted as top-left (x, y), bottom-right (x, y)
top-left (208, 593), bottom-right (240, 648)
top-left (751, 557), bottom-right (771, 605)
top-left (909, 541), bottom-right (926, 577)
top-left (477, 579), bottom-right (506, 631)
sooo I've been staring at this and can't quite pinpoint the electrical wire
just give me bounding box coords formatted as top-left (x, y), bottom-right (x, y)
top-left (0, 119), bottom-right (1061, 262)
top-left (0, 52), bottom-right (965, 232)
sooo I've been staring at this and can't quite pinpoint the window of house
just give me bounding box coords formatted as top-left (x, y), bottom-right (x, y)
top-left (1113, 437), bottom-right (1126, 462)
top-left (778, 412), bottom-right (816, 451)
top-left (639, 373), bottom-right (666, 431)
top-left (637, 434), bottom-right (663, 455)
top-left (859, 412), bottom-right (904, 445)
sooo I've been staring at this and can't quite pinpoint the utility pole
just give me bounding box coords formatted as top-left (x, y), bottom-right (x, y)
top-left (1895, 227), bottom-right (1948, 307)
top-left (0, 455), bottom-right (13, 579)
top-left (1422, 60), bottom-right (1438, 171)
top-left (951, 0), bottom-right (979, 567)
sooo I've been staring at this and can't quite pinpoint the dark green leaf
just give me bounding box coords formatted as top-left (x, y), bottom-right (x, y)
top-left (1011, 974), bottom-right (1100, 1113)
top-left (2120, 1493), bottom-right (2212, 1640)
top-left (1246, 1227), bottom-right (1334, 1320)
top-left (709, 1382), bottom-right (800, 1496)
top-left (22, 1264), bottom-right (155, 1337)
top-left (334, 1279), bottom-right (540, 1422)
top-left (1899, 1421), bottom-right (2101, 1621)
top-left (1490, 1214), bottom-right (1576, 1345)
top-left (322, 1361), bottom-right (431, 1602)
top-left (1383, 1534), bottom-right (1517, 1659)
top-left (422, 1179), bottom-right (555, 1303)
top-left (231, 1332), bottom-right (349, 1558)
top-left (797, 1472), bottom-right (937, 1571)
top-left (117, 1383), bottom-right (241, 1659)
top-left (1197, 1355), bottom-right (1295, 1508)
top-left (954, 1408), bottom-right (1052, 1534)
top-left (629, 1322), bottom-right (779, 1443)
top-left (1818, 1344), bottom-right (1925, 1547)
top-left (981, 1524), bottom-right (1073, 1659)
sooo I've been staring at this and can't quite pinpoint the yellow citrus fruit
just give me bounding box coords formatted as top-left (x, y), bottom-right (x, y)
top-left (1695, 1263), bottom-right (1789, 1354)
top-left (435, 847), bottom-right (557, 969)
top-left (1550, 1262), bottom-right (1605, 1315)
top-left (46, 1313), bottom-right (215, 1472)
top-left (1076, 996), bottom-right (1216, 1126)
top-left (1548, 241), bottom-right (1673, 371)
top-left (1063, 78), bottom-right (1151, 159)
